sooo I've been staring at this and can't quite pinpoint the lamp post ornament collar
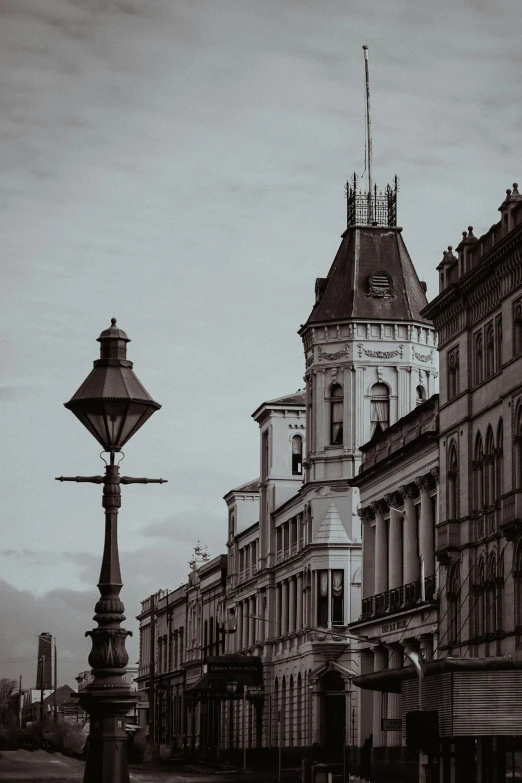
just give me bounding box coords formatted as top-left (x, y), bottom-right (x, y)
top-left (57, 319), bottom-right (166, 783)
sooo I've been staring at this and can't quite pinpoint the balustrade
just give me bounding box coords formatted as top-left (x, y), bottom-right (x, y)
top-left (360, 576), bottom-right (437, 620)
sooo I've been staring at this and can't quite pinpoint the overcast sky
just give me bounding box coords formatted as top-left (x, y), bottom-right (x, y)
top-left (0, 0), bottom-right (520, 687)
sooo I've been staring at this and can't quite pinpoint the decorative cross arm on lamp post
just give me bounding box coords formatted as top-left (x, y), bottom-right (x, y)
top-left (57, 319), bottom-right (166, 783)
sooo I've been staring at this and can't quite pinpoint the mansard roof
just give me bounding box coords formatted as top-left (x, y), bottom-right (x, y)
top-left (231, 478), bottom-right (260, 494)
top-left (302, 226), bottom-right (431, 329)
top-left (251, 390), bottom-right (306, 422)
top-left (262, 390), bottom-right (306, 407)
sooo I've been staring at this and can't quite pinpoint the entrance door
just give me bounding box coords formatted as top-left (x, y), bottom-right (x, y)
top-left (320, 671), bottom-right (346, 753)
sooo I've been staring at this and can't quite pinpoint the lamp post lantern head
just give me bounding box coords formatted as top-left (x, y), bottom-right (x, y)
top-left (64, 319), bottom-right (161, 452)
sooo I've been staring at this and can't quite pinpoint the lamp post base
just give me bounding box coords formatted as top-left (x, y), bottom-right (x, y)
top-left (79, 688), bottom-right (137, 783)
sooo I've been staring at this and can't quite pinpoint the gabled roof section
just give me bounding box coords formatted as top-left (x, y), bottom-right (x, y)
top-left (313, 502), bottom-right (352, 545)
top-left (302, 226), bottom-right (431, 329)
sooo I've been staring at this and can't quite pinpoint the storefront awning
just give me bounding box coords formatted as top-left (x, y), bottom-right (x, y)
top-left (185, 656), bottom-right (264, 702)
top-left (353, 656), bottom-right (522, 694)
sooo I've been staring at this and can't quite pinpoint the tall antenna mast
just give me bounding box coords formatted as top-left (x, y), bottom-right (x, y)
top-left (362, 45), bottom-right (373, 223)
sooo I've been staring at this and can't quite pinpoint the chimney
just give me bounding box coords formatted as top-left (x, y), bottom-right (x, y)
top-left (36, 633), bottom-right (53, 690)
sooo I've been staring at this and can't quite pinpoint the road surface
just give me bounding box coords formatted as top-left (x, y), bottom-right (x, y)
top-left (0, 750), bottom-right (226, 783)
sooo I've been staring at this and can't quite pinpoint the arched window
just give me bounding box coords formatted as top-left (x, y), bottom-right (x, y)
top-left (292, 435), bottom-right (303, 475)
top-left (447, 563), bottom-right (460, 645)
top-left (297, 672), bottom-right (303, 746)
top-left (485, 323), bottom-right (495, 379)
top-left (289, 675), bottom-right (294, 747)
top-left (273, 678), bottom-right (279, 747)
top-left (416, 385), bottom-right (426, 406)
top-left (281, 676), bottom-right (287, 747)
top-left (495, 315), bottom-right (502, 371)
top-left (485, 427), bottom-right (495, 508)
top-left (448, 347), bottom-right (459, 399)
top-left (328, 384), bottom-right (344, 445)
top-left (474, 558), bottom-right (486, 638)
top-left (496, 420), bottom-right (504, 501)
top-left (486, 553), bottom-right (500, 635)
top-left (514, 540), bottom-right (522, 629)
top-left (515, 403), bottom-right (522, 490)
top-left (514, 300), bottom-right (522, 356)
top-left (475, 332), bottom-right (484, 385)
top-left (370, 383), bottom-right (390, 436)
top-left (448, 442), bottom-right (458, 520)
top-left (473, 433), bottom-right (484, 511)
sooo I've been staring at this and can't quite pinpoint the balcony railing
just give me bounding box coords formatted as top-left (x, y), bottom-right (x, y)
top-left (361, 576), bottom-right (437, 621)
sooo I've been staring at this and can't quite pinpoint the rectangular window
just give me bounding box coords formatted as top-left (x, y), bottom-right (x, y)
top-left (317, 570), bottom-right (328, 627)
top-left (276, 525), bottom-right (283, 560)
top-left (331, 570), bottom-right (344, 625)
top-left (261, 431), bottom-right (269, 480)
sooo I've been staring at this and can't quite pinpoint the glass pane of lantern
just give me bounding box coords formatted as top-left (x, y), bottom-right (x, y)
top-left (104, 401), bottom-right (128, 449)
top-left (118, 402), bottom-right (148, 448)
top-left (84, 408), bottom-right (112, 450)
top-left (71, 408), bottom-right (105, 448)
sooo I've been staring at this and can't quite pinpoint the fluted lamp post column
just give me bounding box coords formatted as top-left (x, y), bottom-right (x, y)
top-left (57, 319), bottom-right (166, 783)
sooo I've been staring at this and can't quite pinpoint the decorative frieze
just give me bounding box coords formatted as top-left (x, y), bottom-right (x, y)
top-left (318, 344), bottom-right (350, 361)
top-left (358, 344), bottom-right (404, 360)
top-left (412, 347), bottom-right (434, 363)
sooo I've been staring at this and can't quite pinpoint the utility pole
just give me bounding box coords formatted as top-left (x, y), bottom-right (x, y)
top-left (18, 675), bottom-right (23, 729)
top-left (53, 639), bottom-right (58, 723)
top-left (148, 592), bottom-right (156, 746)
top-left (39, 656), bottom-right (45, 723)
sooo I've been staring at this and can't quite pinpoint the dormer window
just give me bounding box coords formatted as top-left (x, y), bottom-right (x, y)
top-left (291, 435), bottom-right (303, 475)
top-left (368, 270), bottom-right (393, 298)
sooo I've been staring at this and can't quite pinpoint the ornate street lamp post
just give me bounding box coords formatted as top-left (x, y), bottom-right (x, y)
top-left (57, 319), bottom-right (166, 783)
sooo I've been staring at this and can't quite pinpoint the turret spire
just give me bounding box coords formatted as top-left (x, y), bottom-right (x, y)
top-left (363, 45), bottom-right (373, 223)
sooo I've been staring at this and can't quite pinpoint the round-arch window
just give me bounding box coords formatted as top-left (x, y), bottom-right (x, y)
top-left (368, 271), bottom-right (392, 297)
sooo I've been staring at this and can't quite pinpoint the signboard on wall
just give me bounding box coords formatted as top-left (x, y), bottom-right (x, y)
top-left (381, 718), bottom-right (401, 731)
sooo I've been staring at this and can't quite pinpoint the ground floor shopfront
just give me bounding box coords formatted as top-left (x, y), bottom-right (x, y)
top-left (147, 652), bottom-right (359, 760)
top-left (353, 658), bottom-right (522, 783)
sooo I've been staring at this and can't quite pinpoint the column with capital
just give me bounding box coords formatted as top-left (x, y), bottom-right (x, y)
top-left (281, 580), bottom-right (289, 637)
top-left (316, 369), bottom-right (326, 453)
top-left (416, 475), bottom-right (435, 577)
top-left (249, 596), bottom-right (256, 647)
top-left (399, 485), bottom-right (419, 585)
top-left (237, 603), bottom-right (243, 652)
top-left (372, 648), bottom-right (387, 747)
top-left (385, 495), bottom-right (403, 590)
top-left (288, 577), bottom-right (296, 635)
top-left (373, 502), bottom-right (388, 594)
top-left (275, 583), bottom-right (281, 638)
top-left (296, 573), bottom-right (303, 632)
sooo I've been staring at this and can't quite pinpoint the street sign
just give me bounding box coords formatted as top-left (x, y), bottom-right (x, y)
top-left (62, 704), bottom-right (79, 716)
top-left (381, 718), bottom-right (401, 731)
top-left (246, 686), bottom-right (264, 698)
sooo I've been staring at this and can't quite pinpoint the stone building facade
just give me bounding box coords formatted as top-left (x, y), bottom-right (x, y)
top-left (134, 175), bottom-right (438, 759)
top-left (349, 183), bottom-right (522, 783)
